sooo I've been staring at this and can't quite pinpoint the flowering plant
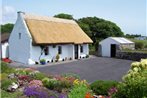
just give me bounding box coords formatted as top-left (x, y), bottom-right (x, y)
top-left (28, 80), bottom-right (43, 87)
top-left (24, 86), bottom-right (49, 98)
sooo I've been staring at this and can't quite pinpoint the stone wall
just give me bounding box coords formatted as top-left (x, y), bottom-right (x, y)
top-left (116, 51), bottom-right (147, 61)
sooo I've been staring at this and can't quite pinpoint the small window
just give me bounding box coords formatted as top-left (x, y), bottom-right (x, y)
top-left (19, 33), bottom-right (21, 39)
top-left (58, 46), bottom-right (62, 54)
top-left (80, 45), bottom-right (83, 53)
top-left (44, 46), bottom-right (49, 55)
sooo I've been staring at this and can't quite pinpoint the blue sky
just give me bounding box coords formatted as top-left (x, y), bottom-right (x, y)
top-left (1, 0), bottom-right (147, 36)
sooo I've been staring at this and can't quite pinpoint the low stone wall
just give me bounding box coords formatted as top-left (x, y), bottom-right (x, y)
top-left (116, 51), bottom-right (147, 61)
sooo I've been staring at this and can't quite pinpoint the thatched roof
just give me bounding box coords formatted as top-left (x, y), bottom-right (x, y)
top-left (1, 33), bottom-right (10, 43)
top-left (24, 14), bottom-right (93, 45)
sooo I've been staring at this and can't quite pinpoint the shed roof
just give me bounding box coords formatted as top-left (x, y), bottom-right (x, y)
top-left (1, 33), bottom-right (10, 43)
top-left (100, 37), bottom-right (134, 44)
top-left (23, 13), bottom-right (93, 45)
top-left (110, 37), bottom-right (134, 44)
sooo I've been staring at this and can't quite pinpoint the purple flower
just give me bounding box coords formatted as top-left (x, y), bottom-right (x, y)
top-left (24, 86), bottom-right (49, 98)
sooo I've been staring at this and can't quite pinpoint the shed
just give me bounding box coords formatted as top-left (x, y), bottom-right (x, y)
top-left (99, 37), bottom-right (135, 57)
top-left (1, 33), bottom-right (10, 58)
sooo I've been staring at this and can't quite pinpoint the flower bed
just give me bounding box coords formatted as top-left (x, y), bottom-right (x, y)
top-left (1, 59), bottom-right (147, 98)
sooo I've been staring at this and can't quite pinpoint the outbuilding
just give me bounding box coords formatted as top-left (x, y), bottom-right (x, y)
top-left (1, 33), bottom-right (10, 59)
top-left (99, 37), bottom-right (134, 57)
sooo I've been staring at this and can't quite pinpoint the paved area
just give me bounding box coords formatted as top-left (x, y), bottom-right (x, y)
top-left (36, 57), bottom-right (132, 83)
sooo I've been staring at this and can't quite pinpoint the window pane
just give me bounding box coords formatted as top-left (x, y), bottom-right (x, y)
top-left (58, 46), bottom-right (62, 54)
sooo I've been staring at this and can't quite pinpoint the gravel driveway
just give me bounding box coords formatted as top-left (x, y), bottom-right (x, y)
top-left (37, 57), bottom-right (133, 83)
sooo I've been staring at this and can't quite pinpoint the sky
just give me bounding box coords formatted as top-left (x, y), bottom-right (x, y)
top-left (1, 0), bottom-right (147, 36)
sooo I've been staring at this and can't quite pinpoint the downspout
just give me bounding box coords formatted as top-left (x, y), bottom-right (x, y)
top-left (39, 46), bottom-right (45, 61)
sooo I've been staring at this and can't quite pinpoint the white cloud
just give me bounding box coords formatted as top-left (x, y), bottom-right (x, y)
top-left (1, 5), bottom-right (17, 24)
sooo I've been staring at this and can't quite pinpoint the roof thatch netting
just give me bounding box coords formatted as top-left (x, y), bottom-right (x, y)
top-left (24, 14), bottom-right (93, 44)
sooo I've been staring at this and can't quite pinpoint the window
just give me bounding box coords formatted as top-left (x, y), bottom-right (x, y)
top-left (44, 46), bottom-right (49, 55)
top-left (80, 45), bottom-right (83, 53)
top-left (58, 46), bottom-right (62, 54)
top-left (19, 33), bottom-right (21, 39)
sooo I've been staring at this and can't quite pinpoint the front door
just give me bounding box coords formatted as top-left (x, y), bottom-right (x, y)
top-left (74, 45), bottom-right (78, 59)
top-left (111, 44), bottom-right (116, 57)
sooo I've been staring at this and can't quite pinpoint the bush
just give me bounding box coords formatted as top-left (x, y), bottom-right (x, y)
top-left (33, 72), bottom-right (47, 80)
top-left (1, 62), bottom-right (15, 74)
top-left (90, 80), bottom-right (118, 95)
top-left (68, 79), bottom-right (91, 98)
top-left (42, 78), bottom-right (59, 90)
top-left (112, 59), bottom-right (147, 98)
top-left (135, 41), bottom-right (144, 49)
top-left (0, 73), bottom-right (8, 81)
top-left (56, 54), bottom-right (60, 61)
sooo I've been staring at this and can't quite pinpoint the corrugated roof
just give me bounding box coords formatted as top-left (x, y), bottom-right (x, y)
top-left (23, 13), bottom-right (93, 44)
top-left (110, 37), bottom-right (134, 44)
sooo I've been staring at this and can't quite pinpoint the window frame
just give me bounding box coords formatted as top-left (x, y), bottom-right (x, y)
top-left (80, 45), bottom-right (83, 53)
top-left (19, 33), bottom-right (21, 39)
top-left (58, 46), bottom-right (62, 54)
top-left (44, 46), bottom-right (49, 55)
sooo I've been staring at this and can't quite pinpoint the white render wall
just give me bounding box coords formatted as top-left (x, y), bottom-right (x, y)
top-left (9, 12), bottom-right (32, 64)
top-left (80, 44), bottom-right (89, 58)
top-left (30, 44), bottom-right (75, 63)
top-left (100, 38), bottom-right (120, 57)
top-left (1, 42), bottom-right (9, 58)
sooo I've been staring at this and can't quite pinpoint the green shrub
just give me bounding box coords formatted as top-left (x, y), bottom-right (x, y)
top-left (1, 79), bottom-right (13, 91)
top-left (0, 73), bottom-right (8, 81)
top-left (90, 80), bottom-right (118, 95)
top-left (42, 78), bottom-right (59, 90)
top-left (1, 62), bottom-right (15, 74)
top-left (56, 54), bottom-right (60, 61)
top-left (68, 83), bottom-right (91, 98)
top-left (113, 59), bottom-right (147, 98)
top-left (33, 72), bottom-right (47, 80)
top-left (135, 41), bottom-right (144, 49)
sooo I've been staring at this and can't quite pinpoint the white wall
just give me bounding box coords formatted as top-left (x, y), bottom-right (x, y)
top-left (9, 12), bottom-right (32, 64)
top-left (79, 44), bottom-right (89, 58)
top-left (100, 38), bottom-right (120, 57)
top-left (1, 42), bottom-right (9, 58)
top-left (30, 44), bottom-right (74, 64)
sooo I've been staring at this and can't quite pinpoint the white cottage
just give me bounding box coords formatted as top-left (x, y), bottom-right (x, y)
top-left (99, 37), bottom-right (134, 57)
top-left (9, 12), bottom-right (93, 65)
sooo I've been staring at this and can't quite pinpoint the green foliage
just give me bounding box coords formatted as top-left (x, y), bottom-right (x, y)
top-left (1, 79), bottom-right (14, 91)
top-left (1, 23), bottom-right (14, 33)
top-left (40, 59), bottom-right (46, 63)
top-left (56, 54), bottom-right (60, 61)
top-left (1, 89), bottom-right (23, 98)
top-left (125, 34), bottom-right (141, 38)
top-left (90, 80), bottom-right (118, 95)
top-left (33, 72), bottom-right (47, 80)
top-left (1, 62), bottom-right (15, 74)
top-left (54, 13), bottom-right (74, 20)
top-left (113, 59), bottom-right (147, 98)
top-left (135, 41), bottom-right (144, 49)
top-left (130, 39), bottom-right (147, 49)
top-left (68, 83), bottom-right (91, 98)
top-left (78, 17), bottom-right (124, 42)
top-left (42, 78), bottom-right (59, 90)
top-left (62, 73), bottom-right (80, 79)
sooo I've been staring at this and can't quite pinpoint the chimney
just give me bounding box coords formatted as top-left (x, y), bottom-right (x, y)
top-left (17, 11), bottom-right (25, 18)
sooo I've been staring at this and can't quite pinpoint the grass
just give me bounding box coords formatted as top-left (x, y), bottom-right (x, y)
top-left (0, 89), bottom-right (23, 98)
top-left (123, 49), bottom-right (147, 53)
top-left (129, 38), bottom-right (147, 48)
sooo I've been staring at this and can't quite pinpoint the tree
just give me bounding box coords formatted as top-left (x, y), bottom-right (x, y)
top-left (54, 13), bottom-right (74, 20)
top-left (1, 23), bottom-right (14, 33)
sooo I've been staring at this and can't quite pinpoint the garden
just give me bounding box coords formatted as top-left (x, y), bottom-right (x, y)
top-left (1, 59), bottom-right (147, 98)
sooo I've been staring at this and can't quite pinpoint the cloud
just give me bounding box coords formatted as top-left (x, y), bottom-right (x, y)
top-left (1, 5), bottom-right (17, 24)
